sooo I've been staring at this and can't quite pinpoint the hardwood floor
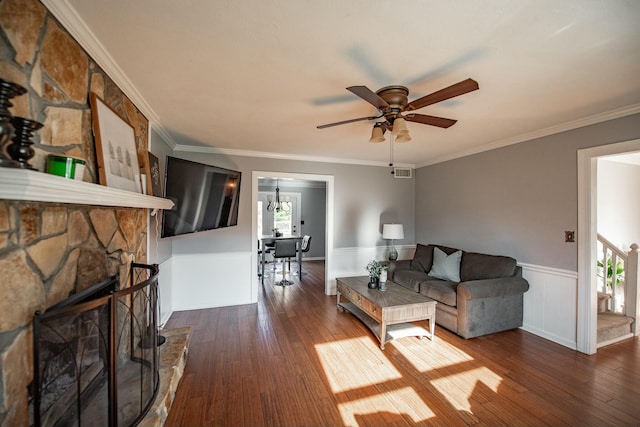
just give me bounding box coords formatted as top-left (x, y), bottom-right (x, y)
top-left (164, 261), bottom-right (640, 426)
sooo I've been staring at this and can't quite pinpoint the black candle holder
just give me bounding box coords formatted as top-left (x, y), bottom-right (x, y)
top-left (9, 116), bottom-right (43, 170)
top-left (0, 78), bottom-right (27, 168)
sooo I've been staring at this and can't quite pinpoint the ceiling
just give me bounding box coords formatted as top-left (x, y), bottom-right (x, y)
top-left (53, 0), bottom-right (640, 167)
top-left (605, 152), bottom-right (640, 166)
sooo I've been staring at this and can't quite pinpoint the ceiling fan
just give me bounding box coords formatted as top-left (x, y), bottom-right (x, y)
top-left (317, 78), bottom-right (479, 142)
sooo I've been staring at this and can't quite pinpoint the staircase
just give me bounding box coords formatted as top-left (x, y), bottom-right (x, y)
top-left (597, 291), bottom-right (634, 346)
top-left (596, 235), bottom-right (639, 348)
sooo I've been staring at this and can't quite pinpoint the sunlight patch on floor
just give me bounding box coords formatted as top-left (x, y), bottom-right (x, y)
top-left (337, 386), bottom-right (434, 427)
top-left (315, 337), bottom-right (402, 393)
top-left (430, 367), bottom-right (502, 412)
top-left (395, 336), bottom-right (475, 371)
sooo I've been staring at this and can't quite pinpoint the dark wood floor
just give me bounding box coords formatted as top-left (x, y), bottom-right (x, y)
top-left (164, 260), bottom-right (640, 427)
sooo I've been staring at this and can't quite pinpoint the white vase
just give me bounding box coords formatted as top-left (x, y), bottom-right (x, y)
top-left (379, 270), bottom-right (388, 291)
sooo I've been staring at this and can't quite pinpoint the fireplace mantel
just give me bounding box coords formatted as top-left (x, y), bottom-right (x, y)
top-left (0, 168), bottom-right (174, 209)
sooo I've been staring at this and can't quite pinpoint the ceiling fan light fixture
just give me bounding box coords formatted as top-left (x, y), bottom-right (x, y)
top-left (369, 124), bottom-right (386, 143)
top-left (396, 132), bottom-right (411, 143)
top-left (391, 117), bottom-right (408, 135)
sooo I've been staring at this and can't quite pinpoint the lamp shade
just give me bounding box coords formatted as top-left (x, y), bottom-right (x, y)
top-left (391, 117), bottom-right (408, 135)
top-left (395, 132), bottom-right (411, 143)
top-left (369, 124), bottom-right (386, 143)
top-left (382, 224), bottom-right (404, 240)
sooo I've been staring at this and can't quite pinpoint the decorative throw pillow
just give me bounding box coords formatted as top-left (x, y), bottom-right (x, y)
top-left (428, 247), bottom-right (462, 282)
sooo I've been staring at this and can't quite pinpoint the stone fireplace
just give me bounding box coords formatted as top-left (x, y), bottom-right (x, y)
top-left (1, 201), bottom-right (150, 426)
top-left (0, 1), bottom-right (158, 425)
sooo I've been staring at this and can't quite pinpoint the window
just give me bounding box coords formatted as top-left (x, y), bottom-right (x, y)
top-left (274, 208), bottom-right (292, 234)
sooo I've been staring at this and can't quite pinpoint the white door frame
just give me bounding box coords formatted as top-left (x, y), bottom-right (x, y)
top-left (577, 138), bottom-right (640, 354)
top-left (251, 171), bottom-right (334, 300)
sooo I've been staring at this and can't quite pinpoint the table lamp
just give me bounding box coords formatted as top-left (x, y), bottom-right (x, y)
top-left (382, 223), bottom-right (404, 261)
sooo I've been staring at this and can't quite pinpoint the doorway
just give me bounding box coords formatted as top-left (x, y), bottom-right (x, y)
top-left (577, 138), bottom-right (640, 354)
top-left (251, 171), bottom-right (334, 301)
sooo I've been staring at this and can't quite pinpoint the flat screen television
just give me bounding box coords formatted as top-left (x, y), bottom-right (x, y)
top-left (161, 156), bottom-right (241, 238)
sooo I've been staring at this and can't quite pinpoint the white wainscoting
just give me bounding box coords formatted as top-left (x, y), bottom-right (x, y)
top-left (162, 247), bottom-right (579, 351)
top-left (520, 263), bottom-right (578, 350)
top-left (170, 251), bottom-right (253, 311)
top-left (158, 257), bottom-right (174, 327)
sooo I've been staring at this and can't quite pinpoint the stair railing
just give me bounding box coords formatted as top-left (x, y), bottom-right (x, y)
top-left (597, 234), bottom-right (639, 334)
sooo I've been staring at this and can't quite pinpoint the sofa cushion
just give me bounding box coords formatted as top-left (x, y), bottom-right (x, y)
top-left (460, 252), bottom-right (517, 281)
top-left (410, 244), bottom-right (434, 272)
top-left (428, 247), bottom-right (462, 282)
top-left (420, 280), bottom-right (458, 306)
top-left (411, 244), bottom-right (460, 273)
top-left (392, 269), bottom-right (428, 292)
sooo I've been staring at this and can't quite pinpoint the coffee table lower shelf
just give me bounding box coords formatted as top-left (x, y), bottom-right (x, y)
top-left (338, 302), bottom-right (432, 349)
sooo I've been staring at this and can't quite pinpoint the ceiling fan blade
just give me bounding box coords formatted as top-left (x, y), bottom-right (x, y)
top-left (407, 78), bottom-right (479, 111)
top-left (405, 114), bottom-right (457, 128)
top-left (316, 115), bottom-right (381, 129)
top-left (346, 86), bottom-right (390, 110)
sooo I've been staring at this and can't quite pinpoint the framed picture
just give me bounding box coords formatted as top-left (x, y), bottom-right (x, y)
top-left (148, 152), bottom-right (163, 197)
top-left (90, 93), bottom-right (142, 193)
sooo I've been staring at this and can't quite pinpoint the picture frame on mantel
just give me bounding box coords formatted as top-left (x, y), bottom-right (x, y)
top-left (90, 93), bottom-right (142, 193)
top-left (147, 152), bottom-right (162, 197)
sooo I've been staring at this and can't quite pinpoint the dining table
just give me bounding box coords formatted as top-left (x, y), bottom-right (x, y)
top-left (259, 235), bottom-right (304, 284)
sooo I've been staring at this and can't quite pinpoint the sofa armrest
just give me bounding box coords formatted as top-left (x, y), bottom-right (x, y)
top-left (457, 277), bottom-right (529, 301)
top-left (388, 260), bottom-right (411, 275)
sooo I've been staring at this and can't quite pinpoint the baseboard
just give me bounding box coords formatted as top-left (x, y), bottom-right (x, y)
top-left (520, 324), bottom-right (577, 350)
top-left (159, 310), bottom-right (173, 329)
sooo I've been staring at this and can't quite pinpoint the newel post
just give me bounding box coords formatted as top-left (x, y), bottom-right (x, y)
top-left (627, 243), bottom-right (639, 335)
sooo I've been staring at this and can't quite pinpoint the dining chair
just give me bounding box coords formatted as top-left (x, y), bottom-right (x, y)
top-left (293, 235), bottom-right (311, 276)
top-left (273, 239), bottom-right (297, 286)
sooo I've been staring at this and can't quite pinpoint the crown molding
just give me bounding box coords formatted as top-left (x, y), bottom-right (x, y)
top-left (40, 0), bottom-right (178, 149)
top-left (173, 144), bottom-right (415, 169)
top-left (150, 123), bottom-right (177, 150)
top-left (416, 103), bottom-right (640, 168)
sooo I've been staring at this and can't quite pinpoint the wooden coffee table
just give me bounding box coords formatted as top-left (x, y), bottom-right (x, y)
top-left (336, 276), bottom-right (437, 350)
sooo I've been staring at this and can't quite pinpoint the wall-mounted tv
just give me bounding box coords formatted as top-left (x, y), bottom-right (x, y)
top-left (161, 156), bottom-right (241, 238)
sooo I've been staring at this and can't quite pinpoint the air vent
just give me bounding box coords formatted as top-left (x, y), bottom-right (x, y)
top-left (393, 167), bottom-right (412, 179)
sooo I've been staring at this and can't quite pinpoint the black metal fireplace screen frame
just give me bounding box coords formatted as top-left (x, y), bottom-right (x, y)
top-left (31, 262), bottom-right (160, 427)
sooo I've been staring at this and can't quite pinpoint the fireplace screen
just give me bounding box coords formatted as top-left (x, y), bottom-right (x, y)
top-left (31, 263), bottom-right (160, 427)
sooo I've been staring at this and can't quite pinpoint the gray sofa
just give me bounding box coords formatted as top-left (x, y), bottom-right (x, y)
top-left (389, 243), bottom-right (529, 339)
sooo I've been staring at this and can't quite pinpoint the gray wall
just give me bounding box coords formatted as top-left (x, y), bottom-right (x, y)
top-left (415, 113), bottom-right (640, 271)
top-left (163, 153), bottom-right (415, 256)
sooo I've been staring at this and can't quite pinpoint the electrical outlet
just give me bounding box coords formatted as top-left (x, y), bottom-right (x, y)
top-left (565, 231), bottom-right (575, 243)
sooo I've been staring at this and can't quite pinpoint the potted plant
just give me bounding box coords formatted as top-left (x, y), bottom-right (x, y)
top-left (597, 255), bottom-right (624, 288)
top-left (365, 260), bottom-right (383, 289)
